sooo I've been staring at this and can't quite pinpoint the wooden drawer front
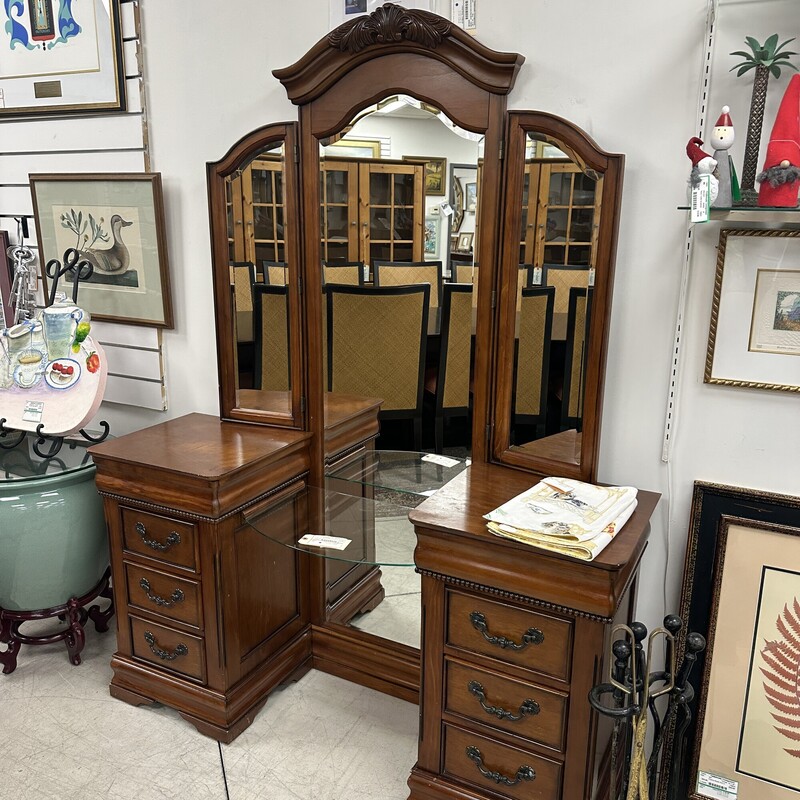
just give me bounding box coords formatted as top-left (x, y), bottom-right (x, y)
top-left (447, 591), bottom-right (572, 681)
top-left (122, 507), bottom-right (197, 571)
top-left (130, 615), bottom-right (205, 682)
top-left (125, 563), bottom-right (202, 629)
top-left (445, 659), bottom-right (568, 752)
top-left (443, 724), bottom-right (562, 800)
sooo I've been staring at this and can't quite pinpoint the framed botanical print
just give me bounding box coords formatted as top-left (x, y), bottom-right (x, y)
top-left (705, 229), bottom-right (800, 393)
top-left (0, 0), bottom-right (125, 118)
top-left (30, 173), bottom-right (173, 328)
top-left (659, 482), bottom-right (800, 800)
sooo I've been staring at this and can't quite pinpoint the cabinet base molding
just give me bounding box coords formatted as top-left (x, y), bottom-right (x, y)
top-left (109, 629), bottom-right (312, 743)
top-left (311, 623), bottom-right (419, 704)
top-left (326, 566), bottom-right (385, 625)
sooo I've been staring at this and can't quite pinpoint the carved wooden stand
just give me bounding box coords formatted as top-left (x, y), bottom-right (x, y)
top-left (0, 567), bottom-right (114, 674)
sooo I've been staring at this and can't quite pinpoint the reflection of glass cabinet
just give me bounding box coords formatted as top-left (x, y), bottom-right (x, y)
top-left (227, 157), bottom-right (286, 265)
top-left (519, 160), bottom-right (602, 267)
top-left (320, 158), bottom-right (424, 265)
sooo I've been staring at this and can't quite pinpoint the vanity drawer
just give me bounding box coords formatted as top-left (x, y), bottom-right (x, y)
top-left (446, 591), bottom-right (572, 681)
top-left (445, 659), bottom-right (568, 752)
top-left (125, 563), bottom-right (202, 628)
top-left (130, 616), bottom-right (205, 682)
top-left (443, 724), bottom-right (562, 800)
top-left (122, 507), bottom-right (198, 571)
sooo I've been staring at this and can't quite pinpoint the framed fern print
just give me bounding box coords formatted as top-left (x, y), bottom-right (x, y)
top-left (662, 482), bottom-right (800, 800)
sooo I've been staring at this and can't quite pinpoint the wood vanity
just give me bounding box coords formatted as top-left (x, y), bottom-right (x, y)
top-left (91, 6), bottom-right (658, 798)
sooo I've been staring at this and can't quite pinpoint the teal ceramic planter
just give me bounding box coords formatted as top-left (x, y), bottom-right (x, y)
top-left (0, 450), bottom-right (108, 612)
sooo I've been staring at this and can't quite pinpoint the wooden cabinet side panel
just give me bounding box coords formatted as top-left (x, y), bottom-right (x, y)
top-left (103, 496), bottom-right (132, 657)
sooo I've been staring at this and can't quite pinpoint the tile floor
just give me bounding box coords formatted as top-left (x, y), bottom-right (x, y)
top-left (4, 606), bottom-right (420, 800)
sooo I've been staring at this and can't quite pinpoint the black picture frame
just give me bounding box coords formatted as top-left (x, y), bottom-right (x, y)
top-left (660, 481), bottom-right (800, 800)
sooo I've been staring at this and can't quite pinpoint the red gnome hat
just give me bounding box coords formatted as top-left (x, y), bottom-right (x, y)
top-left (686, 137), bottom-right (714, 166)
top-left (758, 73), bottom-right (800, 207)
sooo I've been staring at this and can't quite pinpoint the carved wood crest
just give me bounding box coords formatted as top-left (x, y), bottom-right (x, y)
top-left (328, 3), bottom-right (453, 54)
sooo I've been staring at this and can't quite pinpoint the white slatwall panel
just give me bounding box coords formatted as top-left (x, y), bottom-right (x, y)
top-left (0, 0), bottom-right (168, 412)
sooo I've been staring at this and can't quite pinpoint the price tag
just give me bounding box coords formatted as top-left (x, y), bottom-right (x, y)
top-left (422, 453), bottom-right (461, 468)
top-left (298, 534), bottom-right (351, 551)
top-left (697, 771), bottom-right (738, 800)
top-left (22, 401), bottom-right (44, 423)
top-left (691, 174), bottom-right (711, 223)
top-left (451, 0), bottom-right (476, 30)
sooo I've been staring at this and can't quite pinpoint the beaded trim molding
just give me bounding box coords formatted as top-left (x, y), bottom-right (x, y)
top-left (416, 569), bottom-right (614, 623)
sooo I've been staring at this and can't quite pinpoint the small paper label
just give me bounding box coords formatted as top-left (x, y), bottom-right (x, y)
top-left (0, 89), bottom-right (5, 108)
top-left (451, 0), bottom-right (476, 29)
top-left (697, 771), bottom-right (738, 800)
top-left (422, 453), bottom-right (460, 468)
top-left (531, 267), bottom-right (543, 285)
top-left (22, 401), bottom-right (44, 422)
top-left (440, 203), bottom-right (453, 217)
top-left (691, 175), bottom-right (711, 223)
top-left (298, 534), bottom-right (351, 551)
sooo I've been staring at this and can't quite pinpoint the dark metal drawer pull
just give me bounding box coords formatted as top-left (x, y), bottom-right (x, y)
top-left (470, 611), bottom-right (545, 650)
top-left (135, 521), bottom-right (181, 552)
top-left (465, 746), bottom-right (536, 786)
top-left (143, 631), bottom-right (188, 661)
top-left (139, 578), bottom-right (185, 608)
top-left (467, 680), bottom-right (540, 721)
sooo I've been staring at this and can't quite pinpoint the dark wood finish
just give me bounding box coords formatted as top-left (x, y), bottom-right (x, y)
top-left (90, 413), bottom-right (313, 742)
top-left (409, 462), bottom-right (659, 800)
top-left (207, 123), bottom-right (304, 428)
top-left (493, 112), bottom-right (625, 482)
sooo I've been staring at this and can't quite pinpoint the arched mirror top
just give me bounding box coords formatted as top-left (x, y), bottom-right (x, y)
top-left (273, 3), bottom-right (524, 108)
top-left (207, 121), bottom-right (303, 427)
top-left (492, 110), bottom-right (625, 483)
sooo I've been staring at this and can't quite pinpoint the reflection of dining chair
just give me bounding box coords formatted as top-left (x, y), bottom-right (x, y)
top-left (451, 263), bottom-right (480, 307)
top-left (542, 264), bottom-right (590, 317)
top-left (515, 264), bottom-right (533, 312)
top-left (253, 284), bottom-right (290, 392)
top-left (428, 283), bottom-right (473, 453)
top-left (261, 260), bottom-right (288, 286)
top-left (327, 284), bottom-right (430, 449)
top-left (373, 260), bottom-right (443, 308)
top-left (322, 261), bottom-right (364, 286)
top-left (562, 286), bottom-right (593, 430)
top-left (231, 261), bottom-right (256, 342)
top-left (513, 286), bottom-right (554, 439)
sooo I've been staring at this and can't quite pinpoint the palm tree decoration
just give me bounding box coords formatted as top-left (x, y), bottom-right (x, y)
top-left (730, 34), bottom-right (798, 203)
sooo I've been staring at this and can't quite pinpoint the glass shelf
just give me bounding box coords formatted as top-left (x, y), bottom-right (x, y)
top-left (677, 204), bottom-right (800, 221)
top-left (243, 450), bottom-right (470, 566)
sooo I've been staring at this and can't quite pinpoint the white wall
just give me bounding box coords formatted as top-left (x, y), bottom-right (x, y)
top-left (14, 0), bottom-right (798, 630)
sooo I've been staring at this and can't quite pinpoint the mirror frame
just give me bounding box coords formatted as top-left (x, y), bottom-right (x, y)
top-left (491, 111), bottom-right (625, 482)
top-left (207, 122), bottom-right (304, 428)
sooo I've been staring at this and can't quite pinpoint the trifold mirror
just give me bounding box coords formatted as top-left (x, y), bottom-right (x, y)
top-left (207, 3), bottom-right (623, 677)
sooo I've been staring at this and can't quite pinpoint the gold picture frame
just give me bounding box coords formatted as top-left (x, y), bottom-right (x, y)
top-left (0, 0), bottom-right (125, 118)
top-left (403, 155), bottom-right (447, 196)
top-left (705, 229), bottom-right (800, 393)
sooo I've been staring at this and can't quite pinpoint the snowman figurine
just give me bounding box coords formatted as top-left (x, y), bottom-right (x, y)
top-left (710, 106), bottom-right (736, 207)
top-left (686, 137), bottom-right (719, 205)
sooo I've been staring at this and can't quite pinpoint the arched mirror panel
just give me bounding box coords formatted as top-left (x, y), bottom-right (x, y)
top-left (208, 123), bottom-right (303, 427)
top-left (492, 112), bottom-right (624, 482)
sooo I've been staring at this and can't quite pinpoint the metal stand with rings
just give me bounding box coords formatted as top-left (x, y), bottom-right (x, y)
top-left (588, 615), bottom-right (707, 800)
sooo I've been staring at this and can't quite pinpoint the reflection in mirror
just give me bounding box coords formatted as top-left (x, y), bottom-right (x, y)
top-left (319, 95), bottom-right (483, 455)
top-left (509, 133), bottom-right (602, 467)
top-left (225, 142), bottom-right (291, 416)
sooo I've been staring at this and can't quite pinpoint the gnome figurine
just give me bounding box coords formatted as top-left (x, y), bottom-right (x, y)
top-left (710, 106), bottom-right (737, 207)
top-left (687, 137), bottom-right (719, 204)
top-left (758, 73), bottom-right (800, 207)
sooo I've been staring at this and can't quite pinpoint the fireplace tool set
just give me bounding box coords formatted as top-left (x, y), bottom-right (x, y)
top-left (588, 615), bottom-right (706, 800)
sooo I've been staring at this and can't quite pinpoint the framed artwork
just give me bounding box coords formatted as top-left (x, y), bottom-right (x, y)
top-left (324, 137), bottom-right (381, 158)
top-left (30, 173), bottom-right (173, 328)
top-left (452, 177), bottom-right (464, 232)
top-left (659, 481), bottom-right (800, 800)
top-left (465, 182), bottom-right (477, 213)
top-left (329, 0), bottom-right (432, 29)
top-left (0, 0), bottom-right (125, 118)
top-left (705, 229), bottom-right (800, 392)
top-left (0, 230), bottom-right (11, 327)
top-left (457, 232), bottom-right (473, 253)
top-left (404, 156), bottom-right (447, 196)
top-left (424, 217), bottom-right (439, 255)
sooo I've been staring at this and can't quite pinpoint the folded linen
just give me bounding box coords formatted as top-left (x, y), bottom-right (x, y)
top-left (483, 477), bottom-right (638, 561)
